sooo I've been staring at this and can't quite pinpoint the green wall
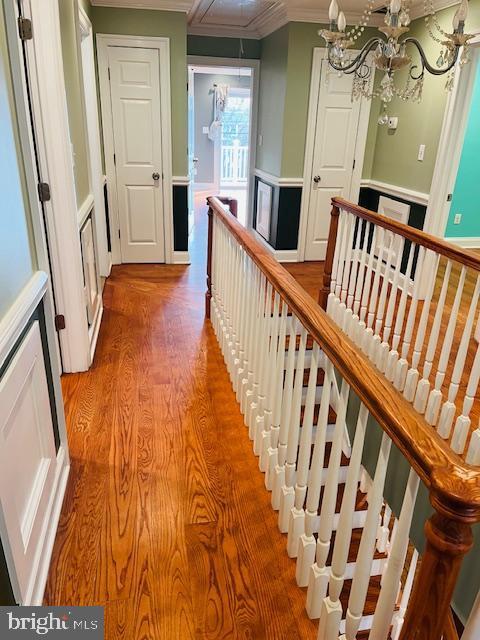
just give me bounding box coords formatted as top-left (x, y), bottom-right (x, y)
top-left (256, 25), bottom-right (289, 176)
top-left (0, 7), bottom-right (35, 319)
top-left (58, 0), bottom-right (91, 207)
top-left (91, 6), bottom-right (188, 176)
top-left (187, 35), bottom-right (261, 59)
top-left (366, 3), bottom-right (480, 194)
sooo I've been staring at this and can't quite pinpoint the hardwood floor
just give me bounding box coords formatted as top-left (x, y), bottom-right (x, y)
top-left (45, 202), bottom-right (319, 639)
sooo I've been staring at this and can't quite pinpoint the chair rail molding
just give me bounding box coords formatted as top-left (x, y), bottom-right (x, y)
top-left (360, 179), bottom-right (430, 207)
top-left (254, 168), bottom-right (304, 188)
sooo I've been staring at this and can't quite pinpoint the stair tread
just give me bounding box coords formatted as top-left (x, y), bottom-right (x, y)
top-left (300, 403), bottom-right (337, 426)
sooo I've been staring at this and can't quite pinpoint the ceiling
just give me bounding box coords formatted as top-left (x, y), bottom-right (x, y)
top-left (90, 0), bottom-right (462, 39)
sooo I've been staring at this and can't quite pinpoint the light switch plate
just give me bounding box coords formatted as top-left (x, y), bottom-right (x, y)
top-left (202, 126), bottom-right (209, 134)
top-left (418, 144), bottom-right (425, 161)
top-left (454, 213), bottom-right (462, 225)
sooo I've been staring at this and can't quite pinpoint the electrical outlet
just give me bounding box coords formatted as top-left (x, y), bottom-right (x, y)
top-left (454, 213), bottom-right (462, 225)
top-left (418, 144), bottom-right (425, 161)
top-left (388, 117), bottom-right (398, 130)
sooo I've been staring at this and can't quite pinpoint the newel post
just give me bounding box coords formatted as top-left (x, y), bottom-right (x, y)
top-left (318, 204), bottom-right (340, 310)
top-left (399, 492), bottom-right (475, 640)
top-left (206, 205), bottom-right (213, 319)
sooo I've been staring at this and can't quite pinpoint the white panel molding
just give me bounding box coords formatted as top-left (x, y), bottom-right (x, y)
top-left (91, 0), bottom-right (192, 10)
top-left (0, 272), bottom-right (47, 370)
top-left (172, 176), bottom-right (190, 186)
top-left (445, 237), bottom-right (480, 249)
top-left (173, 250), bottom-right (191, 264)
top-left (77, 192), bottom-right (95, 228)
top-left (254, 168), bottom-right (303, 188)
top-left (361, 179), bottom-right (430, 206)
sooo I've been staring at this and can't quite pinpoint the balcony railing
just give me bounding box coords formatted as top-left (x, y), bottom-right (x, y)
top-left (221, 141), bottom-right (249, 184)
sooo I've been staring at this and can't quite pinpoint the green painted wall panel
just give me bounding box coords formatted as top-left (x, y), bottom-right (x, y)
top-left (91, 7), bottom-right (188, 176)
top-left (368, 3), bottom-right (480, 194)
top-left (445, 58), bottom-right (480, 237)
top-left (0, 7), bottom-right (35, 320)
top-left (187, 35), bottom-right (261, 59)
top-left (256, 25), bottom-right (288, 177)
top-left (58, 0), bottom-right (91, 207)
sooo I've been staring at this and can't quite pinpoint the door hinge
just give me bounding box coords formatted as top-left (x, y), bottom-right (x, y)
top-left (108, 67), bottom-right (111, 80)
top-left (113, 153), bottom-right (116, 166)
top-left (18, 17), bottom-right (33, 41)
top-left (55, 314), bottom-right (66, 331)
top-left (38, 182), bottom-right (51, 203)
top-left (118, 229), bottom-right (121, 239)
top-left (353, 159), bottom-right (356, 170)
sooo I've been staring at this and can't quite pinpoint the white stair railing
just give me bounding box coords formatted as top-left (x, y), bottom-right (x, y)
top-left (207, 197), bottom-right (480, 640)
top-left (320, 197), bottom-right (480, 464)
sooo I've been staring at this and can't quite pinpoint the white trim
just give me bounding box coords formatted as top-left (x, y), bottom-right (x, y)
top-left (187, 56), bottom-right (260, 230)
top-left (445, 236), bottom-right (480, 248)
top-left (77, 192), bottom-right (95, 228)
top-left (424, 37), bottom-right (480, 240)
top-left (91, 0), bottom-right (191, 10)
top-left (88, 304), bottom-right (104, 364)
top-left (360, 179), bottom-right (430, 207)
top-left (0, 272), bottom-right (47, 370)
top-left (254, 168), bottom-right (304, 188)
top-left (172, 175), bottom-right (190, 186)
top-left (29, 447), bottom-right (69, 605)
top-left (253, 229), bottom-right (299, 262)
top-left (97, 34), bottom-right (174, 264)
top-left (298, 48), bottom-right (373, 262)
top-left (173, 250), bottom-right (191, 264)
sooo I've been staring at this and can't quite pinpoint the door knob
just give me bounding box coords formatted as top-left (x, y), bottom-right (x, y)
top-left (152, 172), bottom-right (160, 181)
top-left (313, 175), bottom-right (321, 184)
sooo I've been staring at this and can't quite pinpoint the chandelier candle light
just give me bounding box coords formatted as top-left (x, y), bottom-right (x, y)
top-left (320, 0), bottom-right (473, 124)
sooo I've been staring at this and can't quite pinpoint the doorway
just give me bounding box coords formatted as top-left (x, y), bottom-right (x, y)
top-left (187, 58), bottom-right (259, 230)
top-left (299, 49), bottom-right (373, 261)
top-left (97, 35), bottom-right (174, 264)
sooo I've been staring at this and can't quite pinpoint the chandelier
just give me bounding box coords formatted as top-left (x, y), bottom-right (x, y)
top-left (319, 0), bottom-right (474, 123)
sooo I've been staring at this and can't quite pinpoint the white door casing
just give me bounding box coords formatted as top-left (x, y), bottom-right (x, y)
top-left (304, 61), bottom-right (362, 261)
top-left (108, 46), bottom-right (166, 263)
top-left (299, 49), bottom-right (373, 262)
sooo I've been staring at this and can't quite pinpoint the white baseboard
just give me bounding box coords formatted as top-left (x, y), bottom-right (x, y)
top-left (445, 236), bottom-right (480, 249)
top-left (173, 250), bottom-right (191, 264)
top-left (276, 249), bottom-right (299, 262)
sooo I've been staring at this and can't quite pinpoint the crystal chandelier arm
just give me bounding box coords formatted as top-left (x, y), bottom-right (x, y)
top-left (404, 37), bottom-right (460, 77)
top-left (327, 37), bottom-right (384, 74)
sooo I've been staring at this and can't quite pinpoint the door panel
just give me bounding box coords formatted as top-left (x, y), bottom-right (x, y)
top-left (304, 61), bottom-right (363, 261)
top-left (109, 46), bottom-right (165, 263)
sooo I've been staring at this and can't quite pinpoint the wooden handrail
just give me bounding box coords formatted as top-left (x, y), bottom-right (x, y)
top-left (333, 197), bottom-right (480, 271)
top-left (207, 196), bottom-right (480, 514)
top-left (207, 195), bottom-right (480, 640)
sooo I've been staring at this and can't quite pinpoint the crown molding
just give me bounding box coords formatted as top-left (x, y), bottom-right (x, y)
top-left (91, 0), bottom-right (192, 11)
top-left (409, 0), bottom-right (461, 20)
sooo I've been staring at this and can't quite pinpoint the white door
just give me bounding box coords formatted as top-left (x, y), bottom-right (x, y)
top-left (304, 60), bottom-right (363, 261)
top-left (108, 46), bottom-right (165, 263)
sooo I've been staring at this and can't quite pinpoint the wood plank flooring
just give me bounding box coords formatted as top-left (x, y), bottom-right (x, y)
top-left (44, 202), bottom-right (319, 639)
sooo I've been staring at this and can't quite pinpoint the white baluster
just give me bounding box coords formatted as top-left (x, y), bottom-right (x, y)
top-left (327, 210), bottom-right (347, 316)
top-left (377, 504), bottom-right (392, 554)
top-left (296, 362), bottom-right (334, 587)
top-left (344, 219), bottom-right (363, 336)
top-left (247, 276), bottom-right (270, 437)
top-left (241, 266), bottom-right (261, 415)
top-left (403, 253), bottom-right (440, 401)
top-left (337, 215), bottom-right (357, 330)
top-left (443, 275), bottom-right (480, 447)
top-left (263, 299), bottom-right (288, 480)
top-left (425, 265), bottom-right (467, 426)
top-left (305, 379), bottom-right (350, 619)
top-left (413, 259), bottom-right (452, 411)
top-left (393, 247), bottom-right (426, 392)
top-left (350, 220), bottom-right (372, 343)
top-left (369, 469), bottom-right (420, 640)
top-left (462, 588), bottom-right (480, 640)
top-left (272, 314), bottom-right (298, 510)
top-left (390, 549), bottom-right (418, 640)
top-left (383, 242), bottom-right (415, 379)
top-left (363, 227), bottom-right (386, 356)
top-left (317, 404), bottom-right (369, 637)
top-left (287, 342), bottom-right (321, 557)
top-left (279, 325), bottom-right (307, 532)
top-left (466, 428), bottom-right (480, 465)
top-left (358, 224), bottom-right (378, 345)
top-left (344, 432), bottom-right (392, 639)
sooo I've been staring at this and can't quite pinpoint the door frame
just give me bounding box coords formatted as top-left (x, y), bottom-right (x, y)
top-left (187, 55), bottom-right (260, 229)
top-left (78, 6), bottom-right (111, 278)
top-left (423, 36), bottom-right (480, 245)
top-left (6, 0), bottom-right (92, 373)
top-left (298, 47), bottom-right (374, 262)
top-left (97, 34), bottom-right (174, 264)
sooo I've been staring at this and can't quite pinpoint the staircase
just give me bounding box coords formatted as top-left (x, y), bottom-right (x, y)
top-left (205, 195), bottom-right (480, 640)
